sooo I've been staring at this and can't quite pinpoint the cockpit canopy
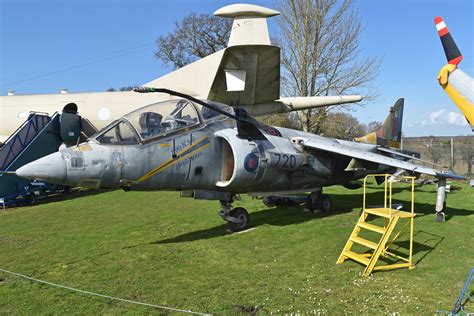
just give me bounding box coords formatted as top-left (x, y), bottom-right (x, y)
top-left (94, 98), bottom-right (232, 145)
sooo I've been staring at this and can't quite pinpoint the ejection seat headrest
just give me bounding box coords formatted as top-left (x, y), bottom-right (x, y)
top-left (139, 112), bottom-right (163, 130)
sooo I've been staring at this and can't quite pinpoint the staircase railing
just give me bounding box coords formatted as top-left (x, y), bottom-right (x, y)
top-left (0, 113), bottom-right (51, 171)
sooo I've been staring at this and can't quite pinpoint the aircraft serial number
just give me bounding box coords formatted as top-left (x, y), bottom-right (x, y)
top-left (269, 152), bottom-right (303, 170)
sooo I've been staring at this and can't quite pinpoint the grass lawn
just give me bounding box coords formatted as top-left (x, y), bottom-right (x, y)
top-left (0, 181), bottom-right (473, 314)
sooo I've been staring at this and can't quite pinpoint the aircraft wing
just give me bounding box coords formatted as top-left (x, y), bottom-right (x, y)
top-left (376, 147), bottom-right (447, 168)
top-left (293, 137), bottom-right (464, 180)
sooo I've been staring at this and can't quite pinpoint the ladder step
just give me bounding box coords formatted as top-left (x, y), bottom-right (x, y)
top-left (350, 236), bottom-right (378, 250)
top-left (364, 208), bottom-right (393, 218)
top-left (358, 222), bottom-right (386, 234)
top-left (364, 208), bottom-right (414, 219)
top-left (342, 251), bottom-right (370, 265)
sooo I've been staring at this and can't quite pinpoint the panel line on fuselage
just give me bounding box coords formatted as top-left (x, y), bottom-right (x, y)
top-left (137, 136), bottom-right (210, 182)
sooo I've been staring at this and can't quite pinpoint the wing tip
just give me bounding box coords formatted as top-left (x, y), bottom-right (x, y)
top-left (434, 15), bottom-right (448, 36)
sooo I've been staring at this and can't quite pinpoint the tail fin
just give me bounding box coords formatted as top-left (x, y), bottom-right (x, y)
top-left (434, 16), bottom-right (463, 66)
top-left (144, 4), bottom-right (363, 116)
top-left (354, 98), bottom-right (404, 148)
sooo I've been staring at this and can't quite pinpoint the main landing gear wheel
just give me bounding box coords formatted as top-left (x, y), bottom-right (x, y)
top-left (317, 194), bottom-right (332, 213)
top-left (306, 190), bottom-right (333, 213)
top-left (228, 207), bottom-right (250, 232)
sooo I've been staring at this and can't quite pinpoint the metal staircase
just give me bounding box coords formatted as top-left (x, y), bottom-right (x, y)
top-left (0, 113), bottom-right (51, 171)
top-left (337, 174), bottom-right (416, 276)
top-left (0, 111), bottom-right (97, 204)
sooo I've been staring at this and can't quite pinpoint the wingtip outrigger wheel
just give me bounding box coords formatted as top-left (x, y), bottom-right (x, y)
top-left (436, 212), bottom-right (446, 222)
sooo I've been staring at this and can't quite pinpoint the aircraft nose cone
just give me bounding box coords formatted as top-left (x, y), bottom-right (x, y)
top-left (16, 152), bottom-right (67, 183)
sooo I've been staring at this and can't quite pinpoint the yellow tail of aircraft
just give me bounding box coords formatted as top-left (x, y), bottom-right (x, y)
top-left (354, 98), bottom-right (404, 148)
top-left (434, 16), bottom-right (474, 131)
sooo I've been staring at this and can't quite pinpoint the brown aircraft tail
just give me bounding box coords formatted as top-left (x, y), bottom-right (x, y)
top-left (354, 98), bottom-right (404, 148)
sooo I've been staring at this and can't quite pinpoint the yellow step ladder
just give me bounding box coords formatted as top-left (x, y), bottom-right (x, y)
top-left (336, 174), bottom-right (416, 276)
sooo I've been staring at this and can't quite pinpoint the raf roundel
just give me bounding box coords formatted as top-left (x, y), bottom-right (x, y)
top-left (244, 153), bottom-right (259, 173)
top-left (265, 127), bottom-right (282, 137)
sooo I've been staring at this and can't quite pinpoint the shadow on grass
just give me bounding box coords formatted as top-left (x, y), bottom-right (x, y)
top-left (336, 230), bottom-right (444, 270)
top-left (392, 230), bottom-right (445, 265)
top-left (374, 231), bottom-right (445, 265)
top-left (7, 189), bottom-right (111, 208)
top-left (153, 188), bottom-right (471, 245)
top-left (153, 205), bottom-right (319, 244)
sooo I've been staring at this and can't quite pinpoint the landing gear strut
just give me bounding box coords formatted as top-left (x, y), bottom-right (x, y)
top-left (305, 189), bottom-right (333, 213)
top-left (219, 200), bottom-right (250, 232)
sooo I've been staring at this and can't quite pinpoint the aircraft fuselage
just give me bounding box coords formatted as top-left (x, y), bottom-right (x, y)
top-left (16, 119), bottom-right (391, 194)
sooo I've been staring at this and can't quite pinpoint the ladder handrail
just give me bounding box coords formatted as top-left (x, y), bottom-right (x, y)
top-left (363, 173), bottom-right (416, 215)
top-left (0, 114), bottom-right (53, 171)
top-left (2, 112), bottom-right (50, 145)
top-left (3, 113), bottom-right (61, 172)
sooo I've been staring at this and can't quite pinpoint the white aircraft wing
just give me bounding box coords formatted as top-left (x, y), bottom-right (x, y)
top-left (294, 137), bottom-right (464, 179)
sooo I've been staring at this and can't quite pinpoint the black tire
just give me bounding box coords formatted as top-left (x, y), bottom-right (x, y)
top-left (26, 194), bottom-right (36, 205)
top-left (318, 194), bottom-right (332, 213)
top-left (228, 207), bottom-right (250, 232)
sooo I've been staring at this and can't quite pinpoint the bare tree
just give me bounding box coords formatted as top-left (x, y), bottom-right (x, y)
top-left (261, 112), bottom-right (300, 129)
top-left (423, 136), bottom-right (449, 165)
top-left (154, 13), bottom-right (232, 69)
top-left (367, 121), bottom-right (383, 133)
top-left (319, 112), bottom-right (367, 140)
top-left (276, 0), bottom-right (380, 132)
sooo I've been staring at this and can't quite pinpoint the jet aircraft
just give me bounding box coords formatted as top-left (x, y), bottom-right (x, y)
top-left (434, 16), bottom-right (473, 131)
top-left (15, 89), bottom-right (463, 230)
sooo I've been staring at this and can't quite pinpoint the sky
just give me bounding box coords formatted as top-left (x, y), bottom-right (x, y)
top-left (0, 0), bottom-right (473, 137)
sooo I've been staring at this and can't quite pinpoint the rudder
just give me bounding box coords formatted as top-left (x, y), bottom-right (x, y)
top-left (354, 98), bottom-right (404, 148)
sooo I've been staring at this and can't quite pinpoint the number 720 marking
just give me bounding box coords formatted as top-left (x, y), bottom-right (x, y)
top-left (270, 153), bottom-right (300, 169)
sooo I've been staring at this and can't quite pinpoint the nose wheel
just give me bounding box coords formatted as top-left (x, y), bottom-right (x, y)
top-left (227, 207), bottom-right (250, 232)
top-left (219, 201), bottom-right (250, 232)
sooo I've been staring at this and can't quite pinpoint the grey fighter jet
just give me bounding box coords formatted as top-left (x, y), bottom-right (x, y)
top-left (15, 89), bottom-right (463, 231)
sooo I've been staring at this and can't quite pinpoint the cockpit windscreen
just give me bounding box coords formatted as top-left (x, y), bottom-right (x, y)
top-left (124, 99), bottom-right (200, 141)
top-left (93, 98), bottom-right (234, 145)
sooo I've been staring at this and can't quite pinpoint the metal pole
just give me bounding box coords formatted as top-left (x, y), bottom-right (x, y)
top-left (451, 137), bottom-right (454, 170)
top-left (363, 176), bottom-right (367, 210)
top-left (410, 177), bottom-right (414, 268)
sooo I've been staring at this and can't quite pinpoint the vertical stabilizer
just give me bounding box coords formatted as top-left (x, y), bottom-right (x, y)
top-left (214, 4), bottom-right (280, 46)
top-left (354, 98), bottom-right (404, 148)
